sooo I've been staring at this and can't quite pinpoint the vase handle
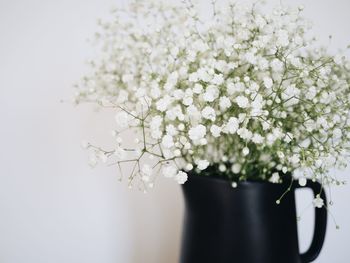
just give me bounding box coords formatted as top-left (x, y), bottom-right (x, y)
top-left (297, 180), bottom-right (328, 263)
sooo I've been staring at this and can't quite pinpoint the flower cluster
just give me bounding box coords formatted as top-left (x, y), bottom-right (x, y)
top-left (76, 1), bottom-right (350, 201)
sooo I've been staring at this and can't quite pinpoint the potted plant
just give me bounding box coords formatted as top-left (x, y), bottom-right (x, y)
top-left (75, 1), bottom-right (350, 262)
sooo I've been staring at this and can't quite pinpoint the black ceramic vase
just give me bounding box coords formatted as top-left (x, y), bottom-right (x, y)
top-left (181, 173), bottom-right (327, 263)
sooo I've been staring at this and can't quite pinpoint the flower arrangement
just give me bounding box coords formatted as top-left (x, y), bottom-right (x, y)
top-left (75, 1), bottom-right (350, 205)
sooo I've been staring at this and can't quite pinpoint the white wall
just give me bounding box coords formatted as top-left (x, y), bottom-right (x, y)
top-left (0, 0), bottom-right (349, 262)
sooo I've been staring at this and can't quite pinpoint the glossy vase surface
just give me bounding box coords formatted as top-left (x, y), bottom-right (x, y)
top-left (180, 174), bottom-right (327, 263)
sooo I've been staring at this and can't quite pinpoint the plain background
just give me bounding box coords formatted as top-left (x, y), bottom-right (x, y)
top-left (0, 0), bottom-right (349, 262)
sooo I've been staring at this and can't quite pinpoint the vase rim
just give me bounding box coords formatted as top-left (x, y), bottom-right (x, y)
top-left (187, 172), bottom-right (293, 187)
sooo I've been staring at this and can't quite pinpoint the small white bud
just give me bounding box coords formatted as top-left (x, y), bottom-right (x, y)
top-left (298, 177), bottom-right (307, 187)
top-left (242, 147), bottom-right (250, 156)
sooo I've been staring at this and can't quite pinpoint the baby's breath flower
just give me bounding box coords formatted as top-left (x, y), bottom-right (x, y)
top-left (242, 147), bottom-right (250, 156)
top-left (201, 106), bottom-right (216, 121)
top-left (196, 160), bottom-right (210, 170)
top-left (231, 163), bottom-right (242, 174)
top-left (298, 177), bottom-right (307, 187)
top-left (313, 195), bottom-right (324, 208)
top-left (162, 166), bottom-right (178, 178)
top-left (175, 171), bottom-right (188, 184)
top-left (210, 125), bottom-right (222, 138)
top-left (189, 124), bottom-right (207, 142)
top-left (77, 0), bottom-right (350, 194)
top-left (269, 172), bottom-right (280, 184)
top-left (235, 95), bottom-right (250, 108)
top-left (161, 135), bottom-right (174, 149)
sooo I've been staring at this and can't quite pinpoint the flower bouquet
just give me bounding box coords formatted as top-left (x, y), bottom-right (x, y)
top-left (75, 1), bottom-right (350, 262)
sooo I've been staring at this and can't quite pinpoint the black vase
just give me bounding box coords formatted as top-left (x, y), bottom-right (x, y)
top-left (180, 174), bottom-right (327, 263)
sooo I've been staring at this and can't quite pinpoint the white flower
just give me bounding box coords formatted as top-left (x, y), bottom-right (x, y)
top-left (251, 94), bottom-right (263, 115)
top-left (219, 164), bottom-right (227, 172)
top-left (203, 86), bottom-right (219, 102)
top-left (151, 129), bottom-right (163, 139)
top-left (174, 149), bottom-right (181, 156)
top-left (266, 133), bottom-right (277, 145)
top-left (185, 163), bottom-right (193, 171)
top-left (175, 171), bottom-right (188, 184)
top-left (315, 159), bottom-right (323, 168)
top-left (257, 57), bottom-right (269, 70)
top-left (156, 95), bottom-right (172, 112)
top-left (88, 155), bottom-right (98, 168)
top-left (282, 167), bottom-right (288, 174)
top-left (78, 1), bottom-right (350, 195)
top-left (211, 74), bottom-right (224, 85)
top-left (333, 128), bottom-right (342, 139)
top-left (183, 96), bottom-right (193, 106)
top-left (252, 133), bottom-right (264, 144)
top-left (290, 56), bottom-right (302, 67)
top-left (189, 124), bottom-right (206, 141)
top-left (150, 115), bottom-right (163, 139)
top-left (325, 155), bottom-right (336, 166)
top-left (227, 82), bottom-right (236, 95)
top-left (237, 127), bottom-right (253, 140)
top-left (262, 121), bottom-right (271, 131)
top-left (263, 77), bottom-right (273, 89)
top-left (282, 85), bottom-right (300, 101)
top-left (187, 105), bottom-right (201, 120)
top-left (269, 172), bottom-right (280, 183)
top-left (284, 133), bottom-right (293, 143)
top-left (189, 72), bottom-right (198, 82)
top-left (242, 147), bottom-right (250, 156)
top-left (235, 95), bottom-right (250, 108)
top-left (196, 159), bottom-right (209, 170)
top-left (173, 89), bottom-right (185, 100)
top-left (115, 111), bottom-right (129, 128)
top-left (290, 154), bottom-right (300, 166)
top-left (215, 60), bottom-right (228, 72)
top-left (166, 108), bottom-right (178, 121)
top-left (219, 96), bottom-right (232, 111)
top-left (224, 117), bottom-right (239, 134)
top-left (277, 151), bottom-right (285, 159)
top-left (201, 106), bottom-right (216, 121)
top-left (121, 74), bottom-right (133, 83)
top-left (245, 51), bottom-right (257, 64)
top-left (231, 163), bottom-right (241, 174)
top-left (313, 196), bottom-right (324, 208)
top-left (197, 68), bottom-right (211, 82)
top-left (150, 87), bottom-right (161, 99)
top-left (316, 116), bottom-right (328, 129)
top-left (300, 138), bottom-right (311, 148)
top-left (298, 177), bottom-right (307, 187)
top-left (193, 83), bottom-right (203, 94)
top-left (135, 88), bottom-right (146, 98)
top-left (276, 30), bottom-right (289, 47)
top-left (270, 59), bottom-right (284, 72)
top-left (166, 124), bottom-right (178, 136)
top-left (192, 40), bottom-right (209, 53)
top-left (306, 86), bottom-right (317, 100)
top-left (162, 165), bottom-right (178, 178)
top-left (161, 134), bottom-right (174, 149)
top-left (117, 90), bottom-right (129, 103)
top-left (210, 125), bottom-right (222, 137)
